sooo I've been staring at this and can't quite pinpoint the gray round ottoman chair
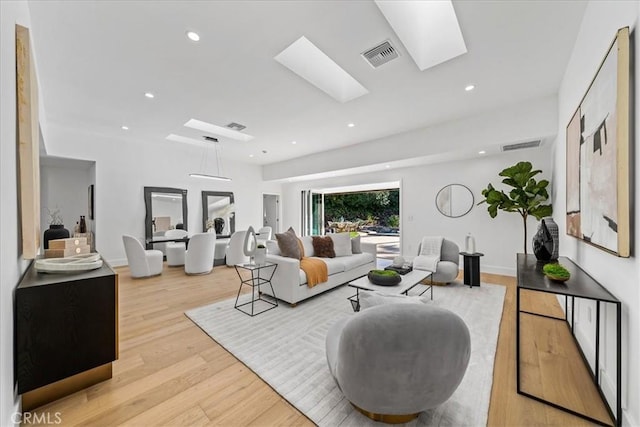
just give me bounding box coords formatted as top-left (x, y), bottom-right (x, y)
top-left (325, 303), bottom-right (471, 423)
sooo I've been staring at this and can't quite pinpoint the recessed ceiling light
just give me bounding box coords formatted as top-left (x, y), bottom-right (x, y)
top-left (291, 141), bottom-right (297, 145)
top-left (479, 150), bottom-right (486, 154)
top-left (186, 31), bottom-right (200, 42)
top-left (121, 125), bottom-right (129, 130)
top-left (465, 85), bottom-right (475, 91)
top-left (249, 154), bottom-right (254, 158)
top-left (385, 165), bottom-right (391, 169)
top-left (144, 92), bottom-right (155, 99)
top-left (347, 123), bottom-right (355, 128)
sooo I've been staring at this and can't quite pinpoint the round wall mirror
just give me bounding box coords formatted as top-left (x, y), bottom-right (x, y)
top-left (436, 184), bottom-right (474, 218)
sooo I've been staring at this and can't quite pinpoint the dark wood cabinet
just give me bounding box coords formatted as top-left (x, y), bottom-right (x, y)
top-left (15, 261), bottom-right (118, 408)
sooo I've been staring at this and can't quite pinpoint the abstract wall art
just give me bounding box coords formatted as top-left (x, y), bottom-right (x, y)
top-left (566, 27), bottom-right (630, 257)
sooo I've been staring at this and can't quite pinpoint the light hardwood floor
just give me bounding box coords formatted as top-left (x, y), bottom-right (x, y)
top-left (27, 266), bottom-right (612, 426)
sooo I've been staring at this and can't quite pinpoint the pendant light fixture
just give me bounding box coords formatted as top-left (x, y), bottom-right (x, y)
top-left (189, 136), bottom-right (232, 181)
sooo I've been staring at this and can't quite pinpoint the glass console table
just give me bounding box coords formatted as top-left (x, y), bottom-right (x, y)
top-left (516, 253), bottom-right (621, 427)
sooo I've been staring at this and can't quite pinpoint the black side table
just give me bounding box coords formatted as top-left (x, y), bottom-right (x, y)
top-left (233, 262), bottom-right (278, 316)
top-left (459, 252), bottom-right (484, 287)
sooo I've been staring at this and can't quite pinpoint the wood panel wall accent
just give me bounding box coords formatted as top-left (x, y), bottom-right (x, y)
top-left (16, 24), bottom-right (41, 259)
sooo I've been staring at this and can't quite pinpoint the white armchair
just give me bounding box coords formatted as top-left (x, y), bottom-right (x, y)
top-left (226, 230), bottom-right (250, 266)
top-left (122, 235), bottom-right (163, 278)
top-left (256, 226), bottom-right (273, 247)
top-left (185, 232), bottom-right (216, 275)
top-left (165, 229), bottom-right (188, 267)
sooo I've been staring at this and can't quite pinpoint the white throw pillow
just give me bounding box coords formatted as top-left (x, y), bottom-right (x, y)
top-left (300, 235), bottom-right (315, 257)
top-left (351, 235), bottom-right (362, 254)
top-left (359, 290), bottom-right (429, 310)
top-left (265, 240), bottom-right (281, 256)
top-left (329, 232), bottom-right (352, 257)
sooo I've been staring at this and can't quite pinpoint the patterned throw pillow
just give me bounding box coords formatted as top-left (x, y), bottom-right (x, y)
top-left (275, 227), bottom-right (302, 259)
top-left (312, 236), bottom-right (335, 258)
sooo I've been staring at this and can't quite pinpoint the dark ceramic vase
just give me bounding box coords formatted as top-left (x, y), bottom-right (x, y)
top-left (43, 224), bottom-right (70, 249)
top-left (532, 217), bottom-right (559, 261)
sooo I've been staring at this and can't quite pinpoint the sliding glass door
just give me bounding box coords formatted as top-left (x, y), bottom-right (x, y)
top-left (301, 190), bottom-right (324, 236)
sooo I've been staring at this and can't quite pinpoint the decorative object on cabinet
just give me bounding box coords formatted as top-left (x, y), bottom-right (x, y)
top-left (532, 217), bottom-right (559, 261)
top-left (478, 161), bottom-right (552, 254)
top-left (35, 253), bottom-right (102, 273)
top-left (43, 208), bottom-right (70, 249)
top-left (15, 260), bottom-right (118, 410)
top-left (43, 224), bottom-right (70, 250)
top-left (88, 184), bottom-right (94, 219)
top-left (202, 191), bottom-right (235, 238)
top-left (144, 187), bottom-right (188, 249)
top-left (566, 27), bottom-right (630, 257)
top-left (79, 215), bottom-right (87, 233)
top-left (436, 184), bottom-right (474, 218)
top-left (16, 25), bottom-right (41, 260)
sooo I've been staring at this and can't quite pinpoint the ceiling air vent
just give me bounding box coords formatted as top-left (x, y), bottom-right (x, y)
top-left (362, 40), bottom-right (399, 68)
top-left (501, 140), bottom-right (541, 152)
top-left (202, 136), bottom-right (218, 143)
top-left (226, 122), bottom-right (246, 131)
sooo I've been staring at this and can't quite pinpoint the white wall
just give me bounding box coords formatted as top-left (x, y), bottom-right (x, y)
top-left (552, 1), bottom-right (639, 425)
top-left (43, 123), bottom-right (281, 265)
top-left (264, 95), bottom-right (557, 181)
top-left (1, 2), bottom-right (34, 424)
top-left (281, 147), bottom-right (552, 276)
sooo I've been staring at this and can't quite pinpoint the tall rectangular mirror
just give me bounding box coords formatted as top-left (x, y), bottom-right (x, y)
top-left (144, 187), bottom-right (188, 248)
top-left (202, 191), bottom-right (235, 238)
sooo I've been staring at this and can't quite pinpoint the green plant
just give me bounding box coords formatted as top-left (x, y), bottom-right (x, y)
top-left (349, 231), bottom-right (360, 238)
top-left (543, 263), bottom-right (570, 280)
top-left (368, 269), bottom-right (399, 277)
top-left (387, 214), bottom-right (400, 228)
top-left (478, 161), bottom-right (552, 254)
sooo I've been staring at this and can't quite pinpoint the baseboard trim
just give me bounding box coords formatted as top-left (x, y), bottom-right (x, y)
top-left (108, 258), bottom-right (127, 267)
top-left (481, 264), bottom-right (515, 277)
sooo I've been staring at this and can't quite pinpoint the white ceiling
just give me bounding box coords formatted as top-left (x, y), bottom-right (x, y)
top-left (28, 0), bottom-right (587, 166)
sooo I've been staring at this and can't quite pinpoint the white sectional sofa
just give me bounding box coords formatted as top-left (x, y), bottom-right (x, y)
top-left (260, 237), bottom-right (377, 305)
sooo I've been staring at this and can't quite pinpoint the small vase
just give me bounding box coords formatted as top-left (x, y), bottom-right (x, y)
top-left (79, 215), bottom-right (87, 233)
top-left (43, 224), bottom-right (70, 249)
top-left (465, 233), bottom-right (476, 254)
top-left (254, 247), bottom-right (267, 265)
top-left (533, 217), bottom-right (559, 261)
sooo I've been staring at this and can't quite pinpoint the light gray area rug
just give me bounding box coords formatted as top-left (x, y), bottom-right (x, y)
top-left (186, 282), bottom-right (506, 426)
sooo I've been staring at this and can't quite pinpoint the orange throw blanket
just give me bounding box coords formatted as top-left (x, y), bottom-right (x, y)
top-left (300, 257), bottom-right (328, 288)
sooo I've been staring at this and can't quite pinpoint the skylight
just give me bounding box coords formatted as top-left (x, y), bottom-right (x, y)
top-left (184, 119), bottom-right (254, 142)
top-left (274, 36), bottom-right (369, 103)
top-left (374, 0), bottom-right (467, 71)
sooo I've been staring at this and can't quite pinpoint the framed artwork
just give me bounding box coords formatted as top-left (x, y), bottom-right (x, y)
top-left (16, 25), bottom-right (41, 259)
top-left (566, 27), bottom-right (630, 257)
top-left (88, 184), bottom-right (95, 220)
